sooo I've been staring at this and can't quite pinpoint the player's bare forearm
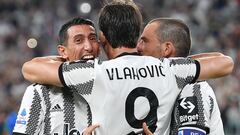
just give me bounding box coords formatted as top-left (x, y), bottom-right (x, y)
top-left (197, 54), bottom-right (234, 80)
top-left (189, 52), bottom-right (223, 59)
top-left (44, 55), bottom-right (66, 62)
top-left (22, 56), bottom-right (63, 87)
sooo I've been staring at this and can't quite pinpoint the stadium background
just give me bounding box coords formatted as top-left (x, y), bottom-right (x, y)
top-left (0, 0), bottom-right (239, 134)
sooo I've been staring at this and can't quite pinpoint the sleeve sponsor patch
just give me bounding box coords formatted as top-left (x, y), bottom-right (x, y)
top-left (178, 96), bottom-right (199, 125)
top-left (178, 127), bottom-right (206, 135)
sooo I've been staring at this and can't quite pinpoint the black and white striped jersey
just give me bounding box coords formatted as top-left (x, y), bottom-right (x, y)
top-left (170, 81), bottom-right (224, 135)
top-left (59, 53), bottom-right (200, 135)
top-left (13, 84), bottom-right (91, 135)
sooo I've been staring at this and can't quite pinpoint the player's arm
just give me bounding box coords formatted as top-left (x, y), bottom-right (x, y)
top-left (22, 56), bottom-right (64, 87)
top-left (196, 53), bottom-right (234, 80)
top-left (188, 52), bottom-right (223, 59)
top-left (169, 53), bottom-right (233, 88)
top-left (171, 83), bottom-right (211, 135)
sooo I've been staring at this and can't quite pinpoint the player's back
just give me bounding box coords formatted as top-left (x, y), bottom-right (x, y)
top-left (60, 54), bottom-right (199, 135)
top-left (95, 55), bottom-right (177, 134)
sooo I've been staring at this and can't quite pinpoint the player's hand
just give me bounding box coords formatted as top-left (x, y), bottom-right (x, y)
top-left (143, 122), bottom-right (153, 135)
top-left (83, 124), bottom-right (100, 135)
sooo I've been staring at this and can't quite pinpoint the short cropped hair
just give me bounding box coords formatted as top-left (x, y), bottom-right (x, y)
top-left (150, 18), bottom-right (191, 57)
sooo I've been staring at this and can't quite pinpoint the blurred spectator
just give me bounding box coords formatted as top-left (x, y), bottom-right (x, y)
top-left (0, 107), bottom-right (6, 135)
top-left (226, 97), bottom-right (240, 134)
top-left (3, 97), bottom-right (19, 135)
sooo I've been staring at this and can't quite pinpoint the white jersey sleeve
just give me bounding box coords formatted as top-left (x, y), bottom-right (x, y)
top-left (170, 81), bottom-right (224, 135)
top-left (13, 84), bottom-right (44, 135)
top-left (167, 58), bottom-right (200, 89)
top-left (59, 60), bottom-right (95, 95)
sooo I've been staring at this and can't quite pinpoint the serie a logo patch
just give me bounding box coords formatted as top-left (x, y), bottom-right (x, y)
top-left (16, 108), bottom-right (27, 125)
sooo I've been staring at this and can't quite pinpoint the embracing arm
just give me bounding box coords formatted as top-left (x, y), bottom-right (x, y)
top-left (196, 53), bottom-right (234, 80)
top-left (188, 52), bottom-right (223, 59)
top-left (22, 56), bottom-right (64, 87)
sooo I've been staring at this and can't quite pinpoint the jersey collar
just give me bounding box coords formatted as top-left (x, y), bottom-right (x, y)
top-left (115, 52), bottom-right (141, 58)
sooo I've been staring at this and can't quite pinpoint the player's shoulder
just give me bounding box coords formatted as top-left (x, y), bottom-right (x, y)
top-left (26, 83), bottom-right (54, 92)
top-left (22, 83), bottom-right (44, 98)
top-left (184, 81), bottom-right (212, 90)
top-left (25, 84), bottom-right (64, 99)
top-left (62, 59), bottom-right (96, 69)
top-left (195, 81), bottom-right (215, 95)
top-left (168, 57), bottom-right (197, 66)
top-left (26, 83), bottom-right (42, 90)
top-left (137, 56), bottom-right (170, 66)
top-left (180, 81), bottom-right (213, 96)
top-left (195, 81), bottom-right (211, 87)
top-left (140, 56), bottom-right (166, 64)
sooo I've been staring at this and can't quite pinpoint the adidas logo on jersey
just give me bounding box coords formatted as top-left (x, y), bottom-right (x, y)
top-left (50, 104), bottom-right (63, 112)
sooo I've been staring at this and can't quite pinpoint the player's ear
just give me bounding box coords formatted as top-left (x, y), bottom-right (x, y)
top-left (99, 31), bottom-right (109, 51)
top-left (57, 45), bottom-right (68, 59)
top-left (99, 31), bottom-right (106, 45)
top-left (163, 42), bottom-right (176, 57)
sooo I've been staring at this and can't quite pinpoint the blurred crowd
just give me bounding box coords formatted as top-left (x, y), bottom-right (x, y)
top-left (0, 0), bottom-right (239, 134)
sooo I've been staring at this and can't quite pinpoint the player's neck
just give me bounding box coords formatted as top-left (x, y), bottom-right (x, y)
top-left (108, 46), bottom-right (138, 59)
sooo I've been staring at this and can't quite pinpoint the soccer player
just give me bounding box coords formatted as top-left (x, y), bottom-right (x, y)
top-left (21, 0), bottom-right (233, 134)
top-left (137, 18), bottom-right (225, 135)
top-left (13, 17), bottom-right (99, 135)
